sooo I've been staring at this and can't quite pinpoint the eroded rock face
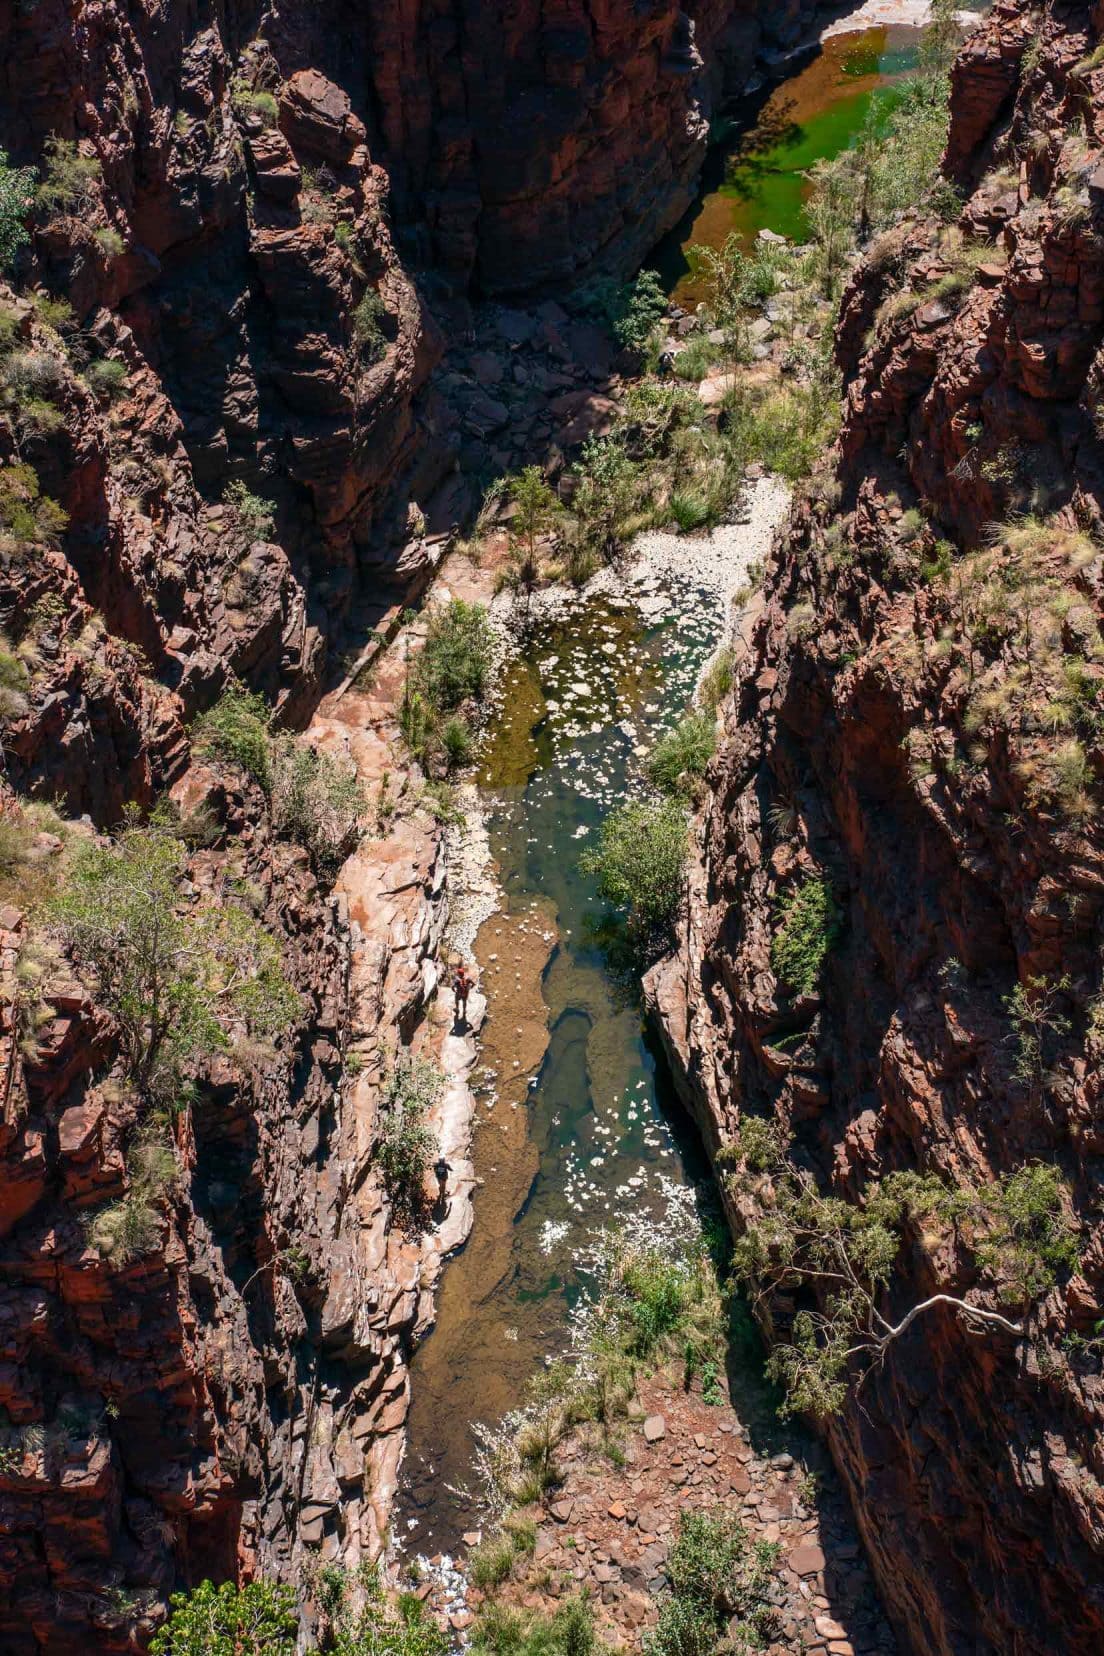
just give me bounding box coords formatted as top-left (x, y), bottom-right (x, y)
top-left (650, 5), bottom-right (1104, 1653)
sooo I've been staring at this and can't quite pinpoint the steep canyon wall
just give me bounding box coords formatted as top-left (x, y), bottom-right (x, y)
top-left (0, 0), bottom-right (822, 1649)
top-left (650, 3), bottom-right (1104, 1652)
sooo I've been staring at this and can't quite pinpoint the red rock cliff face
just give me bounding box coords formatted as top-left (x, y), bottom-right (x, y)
top-left (650, 4), bottom-right (1104, 1653)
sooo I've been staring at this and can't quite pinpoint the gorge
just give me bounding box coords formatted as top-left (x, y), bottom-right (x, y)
top-left (1, 0), bottom-right (1104, 1653)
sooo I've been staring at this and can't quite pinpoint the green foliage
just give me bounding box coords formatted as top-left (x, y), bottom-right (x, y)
top-left (441, 715), bottom-right (472, 770)
top-left (93, 225), bottom-right (125, 257)
top-left (418, 600), bottom-right (493, 711)
top-left (647, 1510), bottom-right (779, 1656)
top-left (271, 737), bottom-right (364, 876)
top-left (0, 461), bottom-right (68, 550)
top-left (647, 713), bottom-right (715, 800)
top-left (723, 376), bottom-right (840, 483)
top-left (51, 813), bottom-right (300, 1102)
top-left (36, 135), bottom-right (102, 218)
top-left (469, 1533), bottom-right (517, 1591)
top-left (471, 1595), bottom-right (603, 1656)
top-left (696, 647), bottom-right (734, 713)
top-left (401, 599), bottom-right (493, 770)
top-left (770, 878), bottom-right (840, 997)
top-left (223, 480), bottom-right (276, 540)
top-left (353, 289), bottom-right (388, 361)
top-left (667, 490), bottom-right (712, 533)
top-left (612, 269), bottom-right (668, 351)
top-left (192, 684), bottom-right (273, 789)
top-left (727, 1123), bottom-right (1077, 1416)
top-left (84, 357), bottom-right (127, 400)
top-left (977, 1163), bottom-right (1080, 1306)
top-left (580, 796), bottom-right (688, 936)
top-left (87, 1137), bottom-right (177, 1265)
top-left (326, 1574), bottom-right (451, 1656)
top-left (377, 1051), bottom-right (442, 1220)
top-left (150, 1579), bottom-right (298, 1656)
top-left (504, 466), bottom-right (559, 599)
top-left (1003, 972), bottom-right (1071, 1089)
top-left (0, 150), bottom-right (36, 271)
top-left (568, 436), bottom-right (639, 566)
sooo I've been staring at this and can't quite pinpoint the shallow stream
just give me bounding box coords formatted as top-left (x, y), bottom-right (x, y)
top-left (397, 24), bottom-right (923, 1561)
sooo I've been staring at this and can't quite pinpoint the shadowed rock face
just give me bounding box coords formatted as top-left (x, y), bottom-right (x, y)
top-left (0, 1), bottom-right (836, 1650)
top-left (649, 4), bottom-right (1104, 1654)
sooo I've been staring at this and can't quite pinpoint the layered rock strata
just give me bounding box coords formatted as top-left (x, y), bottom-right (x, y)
top-left (650, 4), bottom-right (1104, 1652)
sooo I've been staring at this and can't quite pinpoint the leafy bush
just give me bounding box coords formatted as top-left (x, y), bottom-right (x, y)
top-left (441, 715), bottom-right (472, 770)
top-left (93, 225), bottom-right (125, 257)
top-left (568, 436), bottom-right (639, 565)
top-left (0, 150), bottom-right (36, 272)
top-left (647, 1509), bottom-right (779, 1656)
top-left (377, 1052), bottom-right (442, 1220)
top-left (770, 877), bottom-right (840, 997)
top-left (0, 461), bottom-right (68, 549)
top-left (581, 797), bottom-right (688, 935)
top-left (612, 269), bottom-right (667, 350)
top-left (353, 289), bottom-right (388, 361)
top-left (271, 737), bottom-right (363, 876)
top-left (51, 812), bottom-right (300, 1102)
top-left (647, 713), bottom-right (715, 799)
top-left (36, 135), bottom-right (101, 217)
top-left (418, 600), bottom-right (493, 710)
top-left (192, 683), bottom-right (272, 789)
top-left (84, 357), bottom-right (127, 401)
top-left (0, 637), bottom-right (29, 721)
top-left (150, 1579), bottom-right (298, 1656)
top-left (223, 479), bottom-right (276, 540)
top-left (469, 1533), bottom-right (517, 1591)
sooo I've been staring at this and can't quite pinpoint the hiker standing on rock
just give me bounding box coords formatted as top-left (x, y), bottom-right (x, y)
top-left (453, 959), bottom-right (473, 1029)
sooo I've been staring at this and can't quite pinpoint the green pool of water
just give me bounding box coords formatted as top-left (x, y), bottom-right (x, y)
top-left (655, 27), bottom-right (923, 305)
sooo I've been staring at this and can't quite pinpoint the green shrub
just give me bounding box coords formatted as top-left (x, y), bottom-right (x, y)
top-left (418, 599), bottom-right (493, 710)
top-left (93, 226), bottom-right (125, 257)
top-left (978, 1162), bottom-right (1079, 1305)
top-left (0, 150), bottom-right (36, 272)
top-left (0, 637), bottom-right (29, 721)
top-left (671, 337), bottom-right (716, 382)
top-left (667, 490), bottom-right (712, 533)
top-left (471, 1594), bottom-right (602, 1656)
top-left (192, 683), bottom-right (272, 788)
top-left (150, 1580), bottom-right (298, 1656)
top-left (612, 269), bottom-right (667, 351)
top-left (696, 647), bottom-right (734, 712)
top-left (51, 812), bottom-right (300, 1101)
top-left (580, 797), bottom-right (688, 935)
top-left (84, 357), bottom-right (127, 401)
top-left (647, 713), bottom-right (715, 799)
top-left (569, 436), bottom-right (639, 565)
top-left (87, 1137), bottom-right (177, 1265)
top-left (469, 1533), bottom-right (516, 1591)
top-left (377, 1052), bottom-right (442, 1219)
top-left (36, 134), bottom-right (101, 217)
top-left (441, 715), bottom-right (472, 770)
top-left (271, 737), bottom-right (363, 876)
top-left (353, 289), bottom-right (388, 361)
top-left (0, 461), bottom-right (68, 548)
top-left (646, 1509), bottom-right (779, 1656)
top-left (223, 479), bottom-right (275, 540)
top-left (770, 877), bottom-right (840, 996)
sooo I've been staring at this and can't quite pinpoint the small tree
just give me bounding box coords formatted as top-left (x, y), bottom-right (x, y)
top-left (0, 150), bottom-right (37, 272)
top-left (150, 1580), bottom-right (298, 1656)
top-left (36, 134), bottom-right (101, 217)
top-left (569, 436), bottom-right (638, 566)
top-left (726, 1121), bottom-right (1075, 1417)
top-left (192, 683), bottom-right (273, 789)
top-left (51, 813), bottom-right (300, 1102)
top-left (581, 797), bottom-right (688, 937)
top-left (505, 466), bottom-right (559, 608)
top-left (271, 737), bottom-right (363, 877)
top-left (223, 480), bottom-right (276, 540)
